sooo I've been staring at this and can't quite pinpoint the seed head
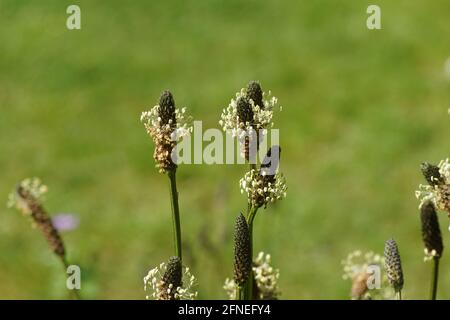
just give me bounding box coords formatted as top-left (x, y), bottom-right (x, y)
top-left (246, 81), bottom-right (264, 110)
top-left (8, 178), bottom-right (66, 260)
top-left (234, 213), bottom-right (251, 286)
top-left (384, 239), bottom-right (404, 293)
top-left (236, 96), bottom-right (254, 126)
top-left (219, 83), bottom-right (279, 162)
top-left (158, 90), bottom-right (177, 128)
top-left (420, 201), bottom-right (443, 260)
top-left (416, 159), bottom-right (450, 216)
top-left (141, 91), bottom-right (192, 173)
top-left (161, 256), bottom-right (183, 300)
top-left (144, 259), bottom-right (197, 300)
top-left (224, 251), bottom-right (280, 300)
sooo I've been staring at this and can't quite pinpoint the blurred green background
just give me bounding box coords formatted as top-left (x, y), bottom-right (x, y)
top-left (1, 0), bottom-right (449, 299)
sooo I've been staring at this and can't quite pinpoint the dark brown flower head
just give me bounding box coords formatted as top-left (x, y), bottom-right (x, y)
top-left (161, 256), bottom-right (183, 300)
top-left (141, 90), bottom-right (193, 173)
top-left (15, 185), bottom-right (66, 260)
top-left (420, 200), bottom-right (444, 259)
top-left (220, 82), bottom-right (279, 162)
top-left (247, 81), bottom-right (264, 110)
top-left (236, 96), bottom-right (254, 126)
top-left (421, 162), bottom-right (445, 186)
top-left (384, 239), bottom-right (404, 292)
top-left (158, 90), bottom-right (177, 128)
top-left (234, 213), bottom-right (251, 286)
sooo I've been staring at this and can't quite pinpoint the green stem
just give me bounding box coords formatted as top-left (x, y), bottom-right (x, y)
top-left (396, 290), bottom-right (402, 300)
top-left (430, 257), bottom-right (440, 300)
top-left (236, 285), bottom-right (245, 300)
top-left (247, 206), bottom-right (258, 256)
top-left (168, 169), bottom-right (182, 262)
top-left (244, 206), bottom-right (258, 300)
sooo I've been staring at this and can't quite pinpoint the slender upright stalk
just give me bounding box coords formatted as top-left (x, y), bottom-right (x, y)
top-left (247, 206), bottom-right (258, 257)
top-left (396, 291), bottom-right (402, 300)
top-left (244, 206), bottom-right (258, 300)
top-left (430, 257), bottom-right (440, 300)
top-left (168, 169), bottom-right (182, 262)
top-left (236, 285), bottom-right (245, 300)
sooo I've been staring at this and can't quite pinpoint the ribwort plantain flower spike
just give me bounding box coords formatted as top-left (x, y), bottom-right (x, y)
top-left (158, 90), bottom-right (177, 128)
top-left (420, 201), bottom-right (444, 261)
top-left (236, 96), bottom-right (254, 128)
top-left (219, 81), bottom-right (279, 160)
top-left (160, 256), bottom-right (182, 300)
top-left (224, 251), bottom-right (280, 300)
top-left (140, 90), bottom-right (192, 173)
top-left (141, 90), bottom-right (191, 262)
top-left (144, 257), bottom-right (197, 300)
top-left (8, 178), bottom-right (82, 299)
top-left (384, 239), bottom-right (404, 295)
top-left (420, 201), bottom-right (443, 300)
top-left (416, 159), bottom-right (450, 218)
top-left (234, 213), bottom-right (252, 286)
top-left (240, 146), bottom-right (287, 208)
top-left (252, 252), bottom-right (280, 300)
top-left (8, 178), bottom-right (66, 261)
top-left (246, 81), bottom-right (264, 111)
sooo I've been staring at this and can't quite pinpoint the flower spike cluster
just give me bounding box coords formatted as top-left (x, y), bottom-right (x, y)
top-left (240, 146), bottom-right (287, 208)
top-left (234, 213), bottom-right (252, 286)
top-left (224, 251), bottom-right (280, 300)
top-left (384, 239), bottom-right (404, 294)
top-left (141, 90), bottom-right (193, 173)
top-left (252, 252), bottom-right (281, 300)
top-left (7, 178), bottom-right (66, 261)
top-left (420, 201), bottom-right (444, 261)
top-left (144, 257), bottom-right (197, 300)
top-left (219, 81), bottom-right (279, 160)
top-left (416, 159), bottom-right (450, 217)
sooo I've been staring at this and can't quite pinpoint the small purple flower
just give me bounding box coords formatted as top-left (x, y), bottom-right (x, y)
top-left (52, 214), bottom-right (79, 232)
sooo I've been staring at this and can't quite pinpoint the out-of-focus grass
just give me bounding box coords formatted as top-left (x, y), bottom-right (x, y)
top-left (0, 0), bottom-right (449, 299)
